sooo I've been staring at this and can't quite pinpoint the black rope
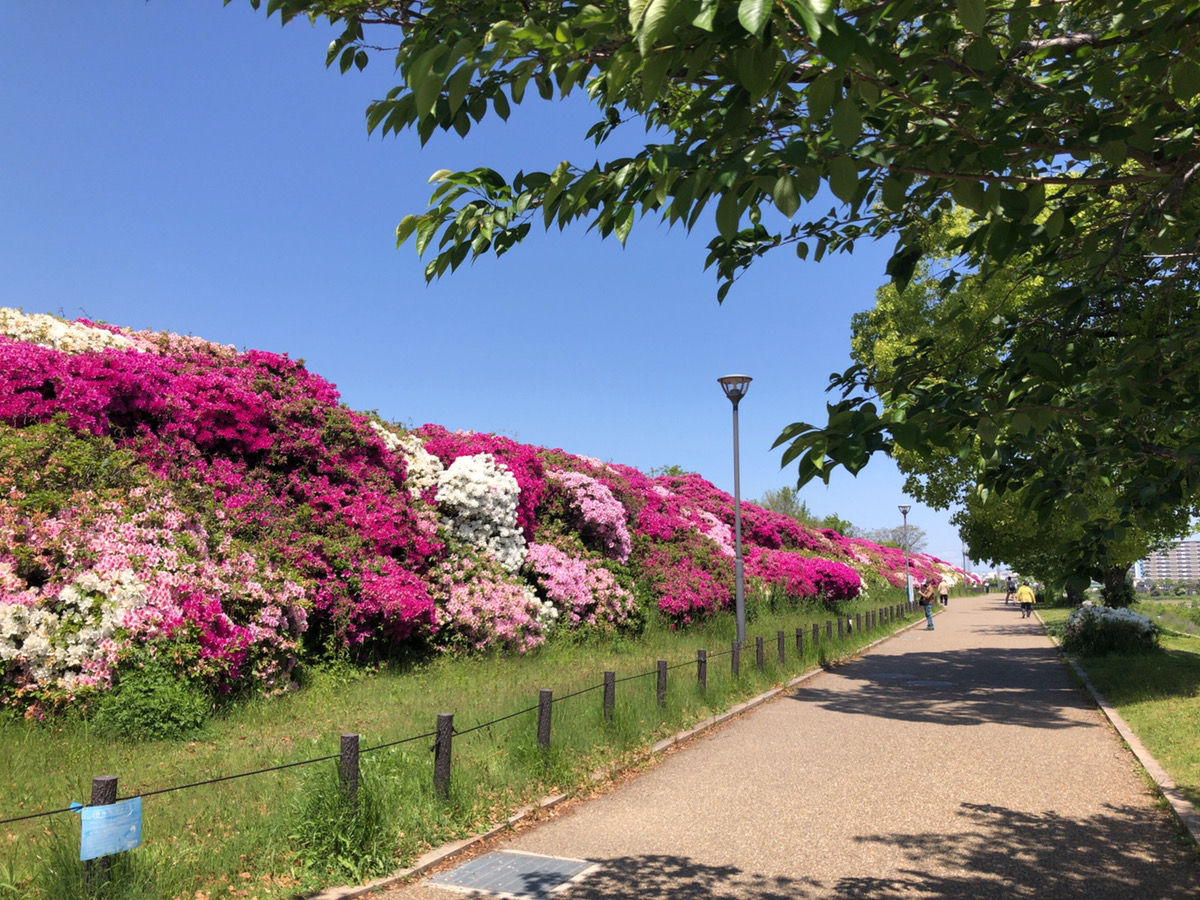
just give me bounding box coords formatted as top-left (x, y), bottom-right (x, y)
top-left (0, 804), bottom-right (79, 827)
top-left (451, 702), bottom-right (540, 739)
top-left (614, 667), bottom-right (659, 685)
top-left (361, 729), bottom-right (438, 754)
top-left (128, 751), bottom-right (341, 801)
top-left (552, 681), bottom-right (604, 703)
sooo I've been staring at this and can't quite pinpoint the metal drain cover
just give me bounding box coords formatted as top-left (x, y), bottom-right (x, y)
top-left (429, 850), bottom-right (599, 898)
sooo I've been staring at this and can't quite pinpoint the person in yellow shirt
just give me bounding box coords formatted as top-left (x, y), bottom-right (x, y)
top-left (1016, 580), bottom-right (1037, 619)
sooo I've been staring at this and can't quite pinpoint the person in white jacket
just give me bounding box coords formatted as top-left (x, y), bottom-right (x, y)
top-left (938, 575), bottom-right (953, 606)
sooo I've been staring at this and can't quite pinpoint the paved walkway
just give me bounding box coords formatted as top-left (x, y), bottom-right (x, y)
top-left (368, 593), bottom-right (1200, 899)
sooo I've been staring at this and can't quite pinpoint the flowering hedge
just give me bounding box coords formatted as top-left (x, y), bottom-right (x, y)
top-left (1062, 603), bottom-right (1160, 656)
top-left (0, 308), bottom-right (966, 716)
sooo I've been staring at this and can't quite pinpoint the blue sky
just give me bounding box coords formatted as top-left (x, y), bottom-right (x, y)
top-left (1, 2), bottom-right (974, 570)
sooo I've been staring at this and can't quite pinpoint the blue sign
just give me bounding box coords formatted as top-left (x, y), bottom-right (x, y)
top-left (80, 797), bottom-right (143, 861)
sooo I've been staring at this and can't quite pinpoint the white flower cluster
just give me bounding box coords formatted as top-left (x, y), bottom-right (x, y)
top-left (0, 307), bottom-right (133, 354)
top-left (369, 421), bottom-right (403, 454)
top-left (368, 424), bottom-right (445, 497)
top-left (399, 435), bottom-right (445, 497)
top-left (1066, 604), bottom-right (1158, 637)
top-left (0, 569), bottom-right (148, 688)
top-left (436, 453), bottom-right (526, 572)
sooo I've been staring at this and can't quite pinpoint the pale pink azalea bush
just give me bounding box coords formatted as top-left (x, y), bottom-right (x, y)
top-left (544, 471), bottom-right (632, 563)
top-left (430, 552), bottom-right (554, 654)
top-left (0, 477), bottom-right (306, 711)
top-left (523, 543), bottom-right (637, 629)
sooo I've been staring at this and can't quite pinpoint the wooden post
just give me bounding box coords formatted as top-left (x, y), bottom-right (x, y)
top-left (812, 623), bottom-right (819, 647)
top-left (856, 612), bottom-right (862, 633)
top-left (796, 627), bottom-right (804, 657)
top-left (538, 689), bottom-right (553, 748)
top-left (837, 618), bottom-right (844, 641)
top-left (603, 671), bottom-right (615, 723)
top-left (657, 660), bottom-right (668, 708)
top-left (756, 636), bottom-right (764, 670)
top-left (777, 630), bottom-right (785, 665)
top-left (697, 650), bottom-right (707, 691)
top-left (339, 733), bottom-right (360, 806)
top-left (826, 620), bottom-right (833, 640)
top-left (434, 713), bottom-right (453, 797)
top-left (732, 640), bottom-right (740, 677)
top-left (83, 775), bottom-right (118, 895)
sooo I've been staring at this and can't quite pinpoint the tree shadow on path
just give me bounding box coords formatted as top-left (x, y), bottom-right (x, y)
top-left (787, 646), bottom-right (1090, 729)
top-left (556, 802), bottom-right (1198, 899)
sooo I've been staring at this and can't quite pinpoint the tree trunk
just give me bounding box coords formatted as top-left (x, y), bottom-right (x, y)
top-left (1101, 564), bottom-right (1134, 607)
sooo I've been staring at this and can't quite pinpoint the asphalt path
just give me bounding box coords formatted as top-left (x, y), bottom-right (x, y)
top-left (356, 593), bottom-right (1200, 899)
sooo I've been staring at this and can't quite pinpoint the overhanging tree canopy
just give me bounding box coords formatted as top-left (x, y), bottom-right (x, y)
top-left (242, 0), bottom-right (1200, 574)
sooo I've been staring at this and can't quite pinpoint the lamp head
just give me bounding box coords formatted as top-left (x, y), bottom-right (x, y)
top-left (898, 504), bottom-right (911, 517)
top-left (718, 374), bottom-right (753, 405)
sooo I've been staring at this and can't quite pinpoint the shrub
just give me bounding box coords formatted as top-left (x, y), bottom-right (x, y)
top-left (1061, 603), bottom-right (1160, 656)
top-left (90, 653), bottom-right (212, 741)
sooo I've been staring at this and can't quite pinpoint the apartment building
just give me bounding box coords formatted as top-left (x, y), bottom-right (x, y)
top-left (1137, 540), bottom-right (1200, 581)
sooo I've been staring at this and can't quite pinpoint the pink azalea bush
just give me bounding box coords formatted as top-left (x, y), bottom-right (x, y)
top-left (0, 309), bottom-right (968, 714)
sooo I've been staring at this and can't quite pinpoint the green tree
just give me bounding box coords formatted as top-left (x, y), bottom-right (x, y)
top-left (757, 485), bottom-right (817, 524)
top-left (863, 525), bottom-right (926, 555)
top-left (846, 207), bottom-right (1192, 601)
top-left (818, 512), bottom-right (856, 537)
top-left (241, 1), bottom-right (1200, 582)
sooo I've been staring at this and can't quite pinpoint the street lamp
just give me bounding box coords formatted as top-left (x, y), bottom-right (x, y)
top-left (719, 374), bottom-right (752, 645)
top-left (898, 504), bottom-right (912, 604)
top-left (962, 541), bottom-right (969, 593)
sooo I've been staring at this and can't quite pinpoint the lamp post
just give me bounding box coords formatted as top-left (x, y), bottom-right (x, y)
top-left (719, 375), bottom-right (752, 646)
top-left (899, 504), bottom-right (911, 604)
top-left (962, 541), bottom-right (969, 593)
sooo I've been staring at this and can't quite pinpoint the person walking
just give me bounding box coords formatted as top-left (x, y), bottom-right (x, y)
top-left (918, 576), bottom-right (937, 629)
top-left (1016, 580), bottom-right (1037, 618)
top-left (938, 575), bottom-right (952, 606)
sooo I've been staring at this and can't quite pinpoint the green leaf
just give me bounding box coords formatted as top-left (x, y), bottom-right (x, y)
top-left (716, 190), bottom-right (742, 238)
top-left (956, 0), bottom-right (987, 35)
top-left (395, 215), bottom-right (419, 247)
top-left (828, 155), bottom-right (859, 202)
top-left (806, 72), bottom-right (838, 119)
top-left (785, 0), bottom-right (834, 39)
top-left (951, 179), bottom-right (986, 213)
top-left (1171, 60), bottom-right (1200, 100)
top-left (773, 173), bottom-right (801, 217)
top-left (882, 175), bottom-right (906, 211)
top-left (638, 0), bottom-right (679, 55)
top-left (737, 0), bottom-right (772, 38)
top-left (693, 0), bottom-right (719, 30)
top-left (831, 98), bottom-right (863, 146)
top-left (976, 417), bottom-right (999, 445)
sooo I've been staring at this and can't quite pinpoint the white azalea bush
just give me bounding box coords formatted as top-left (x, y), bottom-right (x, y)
top-left (1062, 602), bottom-right (1160, 656)
top-left (435, 453), bottom-right (526, 572)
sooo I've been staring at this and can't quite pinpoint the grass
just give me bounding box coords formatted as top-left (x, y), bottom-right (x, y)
top-left (1040, 603), bottom-right (1200, 814)
top-left (0, 594), bottom-right (916, 899)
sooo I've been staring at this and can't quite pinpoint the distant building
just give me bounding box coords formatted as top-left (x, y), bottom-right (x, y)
top-left (1138, 540), bottom-right (1200, 581)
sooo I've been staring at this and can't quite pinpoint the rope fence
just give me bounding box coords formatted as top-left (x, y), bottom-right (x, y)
top-left (0, 596), bottom-right (920, 878)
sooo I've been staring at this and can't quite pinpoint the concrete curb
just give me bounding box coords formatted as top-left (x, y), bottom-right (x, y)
top-left (307, 611), bottom-right (931, 899)
top-left (1037, 610), bottom-right (1200, 847)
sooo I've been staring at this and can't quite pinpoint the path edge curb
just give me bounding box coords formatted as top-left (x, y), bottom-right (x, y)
top-left (1038, 612), bottom-right (1200, 848)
